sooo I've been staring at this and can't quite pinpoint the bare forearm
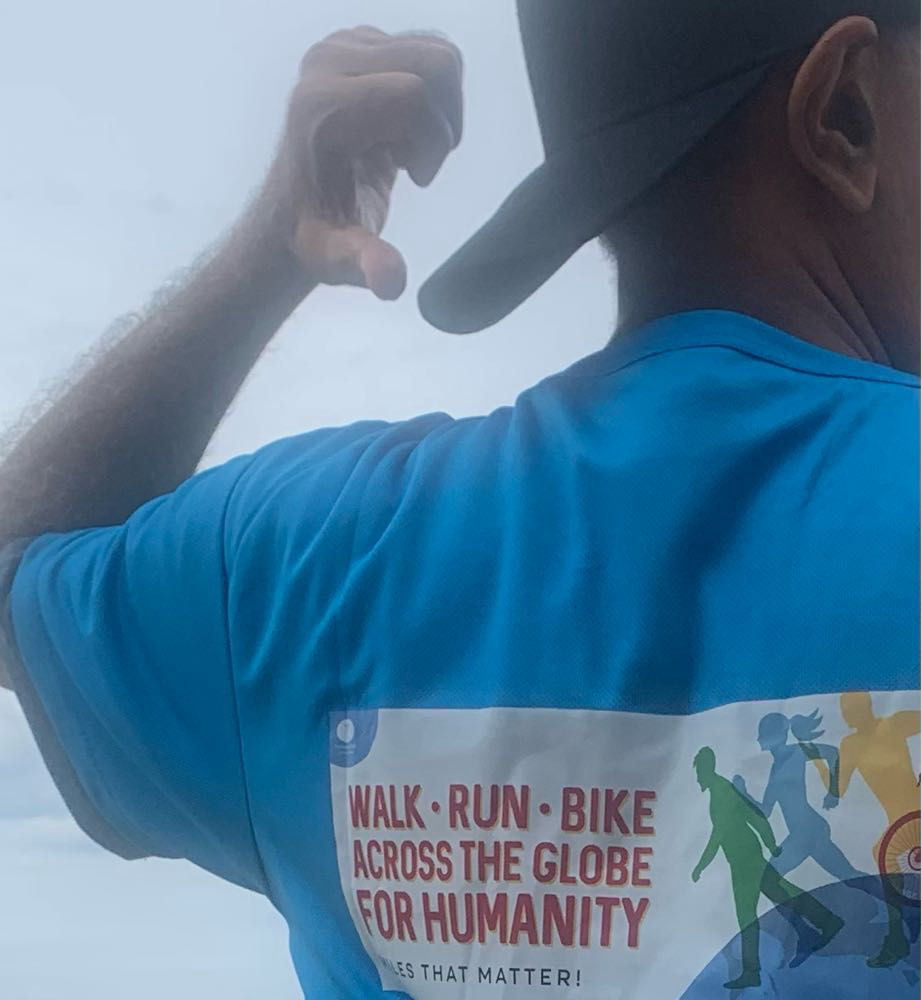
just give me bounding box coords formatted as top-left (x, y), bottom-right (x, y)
top-left (0, 27), bottom-right (463, 548)
top-left (0, 196), bottom-right (313, 544)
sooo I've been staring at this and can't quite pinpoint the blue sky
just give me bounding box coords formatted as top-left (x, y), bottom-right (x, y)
top-left (0, 1), bottom-right (613, 995)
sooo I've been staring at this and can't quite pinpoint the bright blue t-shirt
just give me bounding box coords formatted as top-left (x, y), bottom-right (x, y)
top-left (3, 310), bottom-right (919, 998)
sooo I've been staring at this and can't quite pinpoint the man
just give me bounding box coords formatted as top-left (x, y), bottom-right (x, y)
top-left (0, 2), bottom-right (918, 998)
top-left (691, 747), bottom-right (843, 990)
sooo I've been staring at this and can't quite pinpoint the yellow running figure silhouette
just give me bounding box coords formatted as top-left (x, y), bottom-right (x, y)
top-left (835, 692), bottom-right (920, 967)
top-left (837, 692), bottom-right (920, 858)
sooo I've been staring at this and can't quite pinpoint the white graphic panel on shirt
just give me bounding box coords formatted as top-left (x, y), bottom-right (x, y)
top-left (329, 691), bottom-right (920, 998)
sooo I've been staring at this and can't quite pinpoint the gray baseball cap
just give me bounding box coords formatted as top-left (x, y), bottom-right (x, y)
top-left (418, 0), bottom-right (920, 334)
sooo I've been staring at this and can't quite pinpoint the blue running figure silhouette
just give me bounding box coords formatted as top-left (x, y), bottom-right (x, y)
top-left (734, 710), bottom-right (865, 883)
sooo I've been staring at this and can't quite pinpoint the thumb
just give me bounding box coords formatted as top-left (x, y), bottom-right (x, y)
top-left (357, 234), bottom-right (408, 301)
top-left (293, 220), bottom-right (407, 301)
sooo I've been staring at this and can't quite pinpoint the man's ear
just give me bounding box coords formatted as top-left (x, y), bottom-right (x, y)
top-left (787, 16), bottom-right (882, 213)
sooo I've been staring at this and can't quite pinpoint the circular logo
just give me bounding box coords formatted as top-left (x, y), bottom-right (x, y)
top-left (878, 810), bottom-right (921, 907)
top-left (329, 709), bottom-right (379, 768)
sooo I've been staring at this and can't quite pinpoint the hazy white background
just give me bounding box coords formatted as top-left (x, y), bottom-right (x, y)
top-left (0, 1), bottom-right (613, 996)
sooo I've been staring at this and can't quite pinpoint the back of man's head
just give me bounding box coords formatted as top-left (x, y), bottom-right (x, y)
top-left (604, 18), bottom-right (920, 373)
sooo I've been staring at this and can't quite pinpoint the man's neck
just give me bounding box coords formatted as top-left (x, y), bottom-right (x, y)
top-left (614, 226), bottom-right (895, 369)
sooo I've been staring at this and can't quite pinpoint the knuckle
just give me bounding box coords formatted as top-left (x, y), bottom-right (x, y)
top-left (299, 27), bottom-right (370, 75)
top-left (393, 72), bottom-right (428, 107)
top-left (422, 44), bottom-right (461, 84)
top-left (298, 47), bottom-right (325, 78)
top-left (288, 79), bottom-right (337, 141)
top-left (435, 37), bottom-right (464, 75)
top-left (299, 35), bottom-right (333, 75)
top-left (325, 25), bottom-right (382, 44)
top-left (352, 24), bottom-right (387, 37)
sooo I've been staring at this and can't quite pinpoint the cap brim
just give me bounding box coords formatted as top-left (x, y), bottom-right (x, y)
top-left (418, 64), bottom-right (771, 334)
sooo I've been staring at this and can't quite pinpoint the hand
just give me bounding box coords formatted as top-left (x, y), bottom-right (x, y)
top-left (263, 26), bottom-right (463, 301)
top-left (732, 774), bottom-right (748, 794)
top-left (823, 793), bottom-right (839, 811)
top-left (771, 845), bottom-right (782, 858)
top-left (691, 866), bottom-right (703, 883)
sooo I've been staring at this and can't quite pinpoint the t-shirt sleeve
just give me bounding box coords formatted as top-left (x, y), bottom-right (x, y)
top-left (0, 455), bottom-right (266, 892)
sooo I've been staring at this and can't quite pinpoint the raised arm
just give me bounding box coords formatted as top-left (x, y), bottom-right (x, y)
top-left (891, 711), bottom-right (921, 739)
top-left (0, 27), bottom-right (462, 683)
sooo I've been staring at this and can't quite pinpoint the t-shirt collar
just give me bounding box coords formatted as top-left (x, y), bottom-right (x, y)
top-left (575, 309), bottom-right (921, 388)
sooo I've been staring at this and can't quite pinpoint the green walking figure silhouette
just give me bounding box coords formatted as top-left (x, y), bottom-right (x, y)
top-left (691, 747), bottom-right (844, 990)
